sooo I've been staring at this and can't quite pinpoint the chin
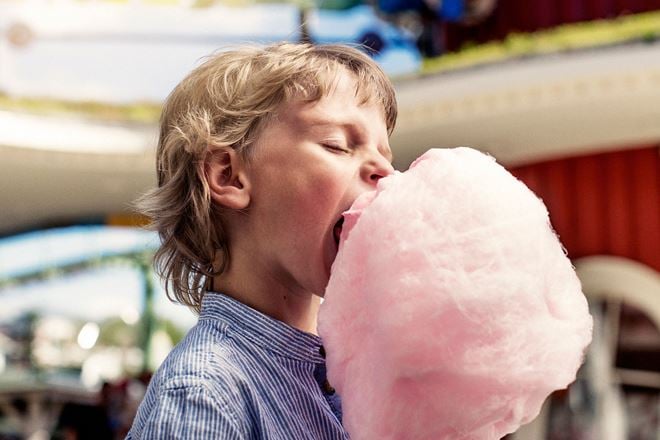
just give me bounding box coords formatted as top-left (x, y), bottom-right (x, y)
top-left (313, 273), bottom-right (331, 298)
top-left (320, 241), bottom-right (339, 290)
top-left (312, 261), bottom-right (332, 298)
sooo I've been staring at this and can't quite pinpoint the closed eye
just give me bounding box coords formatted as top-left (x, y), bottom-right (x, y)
top-left (322, 143), bottom-right (350, 154)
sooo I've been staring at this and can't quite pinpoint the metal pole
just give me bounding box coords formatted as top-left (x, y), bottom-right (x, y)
top-left (138, 255), bottom-right (155, 373)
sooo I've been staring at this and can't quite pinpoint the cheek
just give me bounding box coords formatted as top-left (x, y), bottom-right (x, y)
top-left (309, 179), bottom-right (340, 203)
top-left (290, 178), bottom-right (346, 232)
top-left (266, 178), bottom-right (331, 223)
top-left (311, 177), bottom-right (351, 220)
top-left (298, 166), bottom-right (347, 203)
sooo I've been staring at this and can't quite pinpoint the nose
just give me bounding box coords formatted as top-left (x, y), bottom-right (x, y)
top-left (360, 153), bottom-right (394, 187)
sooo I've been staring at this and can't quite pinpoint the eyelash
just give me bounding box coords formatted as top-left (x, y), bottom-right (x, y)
top-left (323, 143), bottom-right (350, 153)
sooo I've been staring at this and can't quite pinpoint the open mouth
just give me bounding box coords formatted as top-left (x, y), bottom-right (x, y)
top-left (333, 217), bottom-right (344, 246)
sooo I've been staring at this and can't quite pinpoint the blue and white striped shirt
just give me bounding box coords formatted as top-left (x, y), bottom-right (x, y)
top-left (127, 292), bottom-right (348, 439)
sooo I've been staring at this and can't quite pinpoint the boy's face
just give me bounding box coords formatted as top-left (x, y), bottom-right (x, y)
top-left (243, 69), bottom-right (394, 298)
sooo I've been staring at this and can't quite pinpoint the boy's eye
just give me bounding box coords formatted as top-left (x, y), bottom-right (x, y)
top-left (323, 143), bottom-right (348, 153)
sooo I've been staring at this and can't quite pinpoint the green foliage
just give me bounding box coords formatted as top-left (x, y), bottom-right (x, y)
top-left (97, 316), bottom-right (185, 347)
top-left (98, 317), bottom-right (138, 347)
top-left (316, 0), bottom-right (361, 10)
top-left (0, 94), bottom-right (162, 124)
top-left (159, 318), bottom-right (185, 344)
top-left (423, 10), bottom-right (660, 75)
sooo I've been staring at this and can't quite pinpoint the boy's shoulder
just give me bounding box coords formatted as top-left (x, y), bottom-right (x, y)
top-left (128, 321), bottom-right (258, 438)
top-left (152, 319), bottom-right (247, 392)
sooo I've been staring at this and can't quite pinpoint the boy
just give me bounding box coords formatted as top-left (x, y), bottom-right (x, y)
top-left (128, 43), bottom-right (396, 438)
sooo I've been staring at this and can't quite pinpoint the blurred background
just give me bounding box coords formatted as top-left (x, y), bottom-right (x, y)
top-left (0, 0), bottom-right (659, 438)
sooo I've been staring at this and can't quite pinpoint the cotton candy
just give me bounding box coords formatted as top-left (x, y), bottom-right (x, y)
top-left (318, 147), bottom-right (593, 440)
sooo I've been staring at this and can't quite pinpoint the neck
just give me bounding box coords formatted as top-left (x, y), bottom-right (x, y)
top-left (211, 252), bottom-right (321, 335)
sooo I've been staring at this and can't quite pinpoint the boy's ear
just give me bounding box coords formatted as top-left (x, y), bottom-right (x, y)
top-left (204, 148), bottom-right (251, 210)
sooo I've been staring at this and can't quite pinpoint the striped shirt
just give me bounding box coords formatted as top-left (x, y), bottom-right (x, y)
top-left (127, 292), bottom-right (348, 439)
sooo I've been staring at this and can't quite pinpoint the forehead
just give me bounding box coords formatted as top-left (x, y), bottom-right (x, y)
top-left (295, 99), bottom-right (388, 143)
top-left (284, 69), bottom-right (388, 130)
top-left (283, 66), bottom-right (387, 119)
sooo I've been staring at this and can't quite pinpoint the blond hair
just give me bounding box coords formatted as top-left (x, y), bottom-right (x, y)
top-left (137, 43), bottom-right (398, 312)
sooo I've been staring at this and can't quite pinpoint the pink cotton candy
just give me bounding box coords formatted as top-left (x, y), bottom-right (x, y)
top-left (318, 147), bottom-right (593, 440)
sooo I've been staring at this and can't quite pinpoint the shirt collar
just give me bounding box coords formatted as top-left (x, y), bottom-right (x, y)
top-left (199, 292), bottom-right (326, 363)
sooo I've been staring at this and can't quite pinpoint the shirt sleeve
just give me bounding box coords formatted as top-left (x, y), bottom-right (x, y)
top-left (135, 385), bottom-right (248, 440)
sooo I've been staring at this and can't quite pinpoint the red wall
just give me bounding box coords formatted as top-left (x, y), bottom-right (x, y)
top-left (444, 0), bottom-right (660, 51)
top-left (510, 145), bottom-right (660, 271)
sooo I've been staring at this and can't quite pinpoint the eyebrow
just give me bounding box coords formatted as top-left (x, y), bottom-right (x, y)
top-left (306, 118), bottom-right (394, 162)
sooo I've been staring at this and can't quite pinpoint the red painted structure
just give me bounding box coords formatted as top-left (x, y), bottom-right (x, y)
top-left (509, 145), bottom-right (660, 271)
top-left (445, 0), bottom-right (660, 51)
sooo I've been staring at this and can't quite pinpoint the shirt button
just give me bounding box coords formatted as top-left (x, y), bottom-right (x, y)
top-left (319, 346), bottom-right (326, 358)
